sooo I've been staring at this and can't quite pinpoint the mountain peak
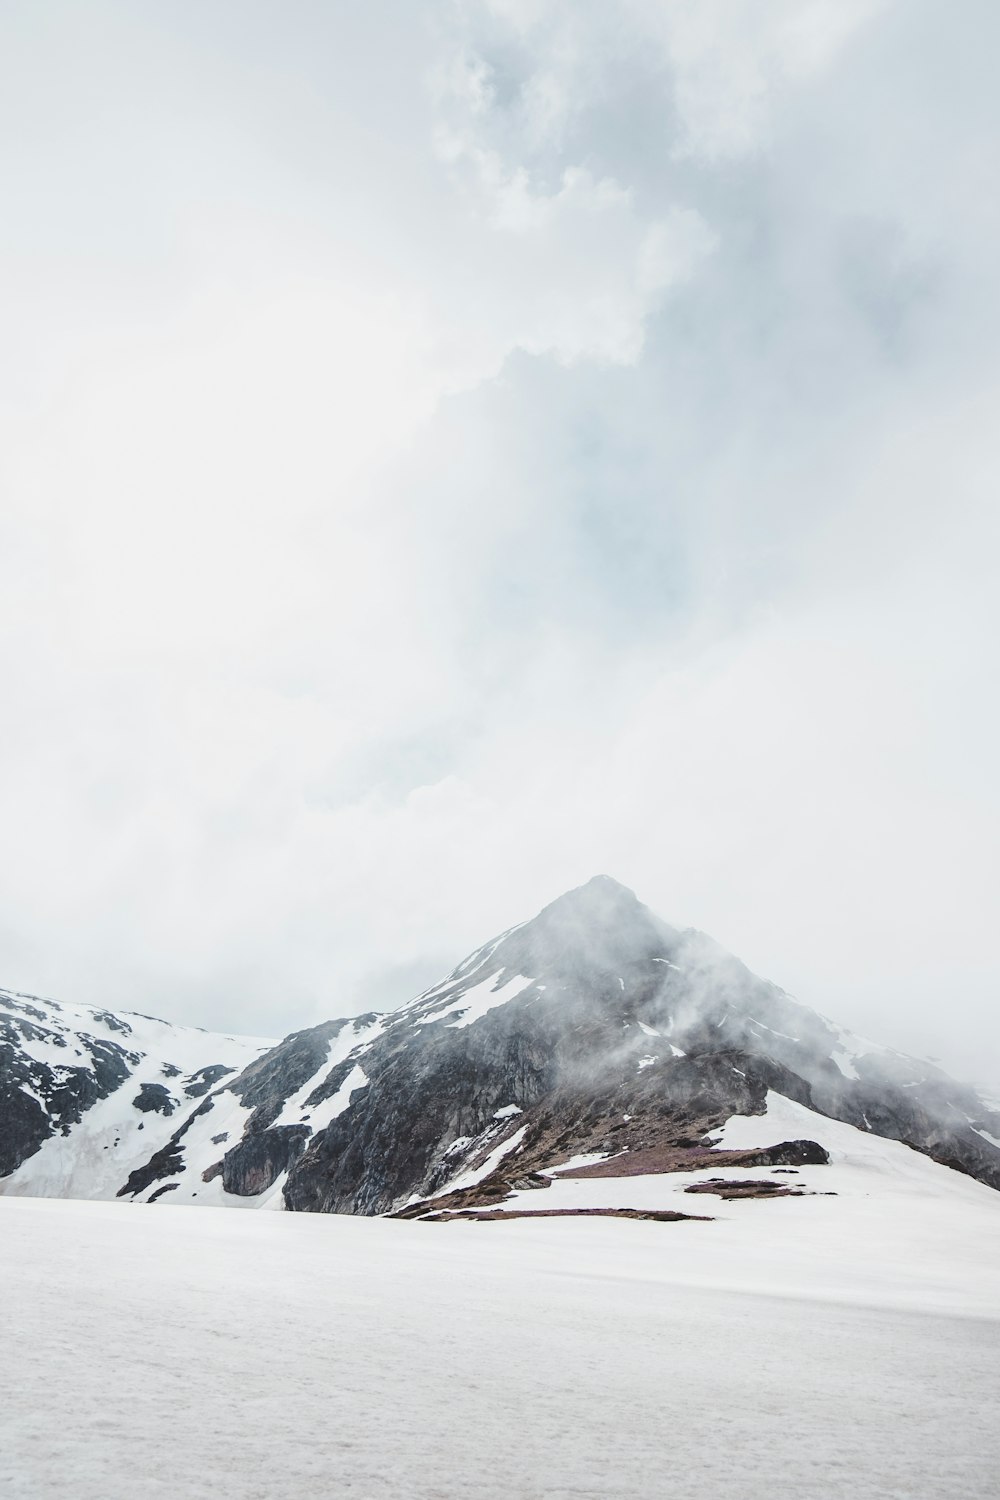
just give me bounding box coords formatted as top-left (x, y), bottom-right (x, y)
top-left (534, 874), bottom-right (651, 924)
top-left (578, 873), bottom-right (637, 897)
top-left (4, 880), bottom-right (1000, 1216)
top-left (502, 875), bottom-right (677, 982)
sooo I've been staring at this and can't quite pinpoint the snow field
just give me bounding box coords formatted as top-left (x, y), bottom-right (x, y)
top-left (481, 1093), bottom-right (1000, 1317)
top-left (2, 1193), bottom-right (999, 1500)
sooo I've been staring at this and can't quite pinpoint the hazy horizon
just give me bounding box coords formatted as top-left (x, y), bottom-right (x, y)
top-left (2, 2), bottom-right (998, 1085)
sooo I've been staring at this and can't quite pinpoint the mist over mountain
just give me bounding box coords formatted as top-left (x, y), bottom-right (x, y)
top-left (3, 1), bottom-right (1000, 1104)
top-left (5, 8), bottom-right (1000, 1498)
top-left (4, 877), bottom-right (998, 1217)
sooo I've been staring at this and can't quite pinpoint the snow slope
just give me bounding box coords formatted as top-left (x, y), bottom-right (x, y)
top-left (462, 1092), bottom-right (1000, 1314)
top-left (0, 987), bottom-right (274, 1198)
top-left (4, 878), bottom-right (1000, 1211)
top-left (2, 1185), bottom-right (998, 1500)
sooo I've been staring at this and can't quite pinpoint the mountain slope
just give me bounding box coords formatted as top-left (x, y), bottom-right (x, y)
top-left (0, 987), bottom-right (273, 1198)
top-left (2, 875), bottom-right (999, 1212)
top-left (282, 875), bottom-right (1000, 1214)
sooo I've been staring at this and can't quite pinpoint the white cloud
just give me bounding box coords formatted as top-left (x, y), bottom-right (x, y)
top-left (431, 36), bottom-right (717, 370)
top-left (0, 0), bottom-right (998, 1089)
top-left (650, 0), bottom-right (883, 159)
top-left (453, 0), bottom-right (883, 162)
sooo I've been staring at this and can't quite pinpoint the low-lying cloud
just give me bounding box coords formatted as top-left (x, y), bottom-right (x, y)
top-left (0, 1), bottom-right (997, 1086)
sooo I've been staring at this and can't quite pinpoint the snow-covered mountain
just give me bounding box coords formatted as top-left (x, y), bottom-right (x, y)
top-left (3, 875), bottom-right (999, 1214)
top-left (0, 989), bottom-right (274, 1200)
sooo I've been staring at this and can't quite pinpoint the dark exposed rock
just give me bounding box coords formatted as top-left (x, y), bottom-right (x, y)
top-left (221, 1125), bottom-right (311, 1196)
top-left (229, 1018), bottom-right (364, 1134)
top-left (183, 1064), bottom-right (236, 1098)
top-left (684, 1179), bottom-right (803, 1199)
top-left (285, 1011), bottom-right (555, 1215)
top-left (92, 1010), bottom-right (131, 1035)
top-left (744, 1139), bottom-right (829, 1167)
top-left (304, 1046), bottom-right (372, 1109)
top-left (132, 1082), bottom-right (175, 1116)
top-left (202, 1161), bottom-right (224, 1182)
top-left (147, 1182), bottom-right (179, 1203)
top-left (117, 1139), bottom-right (186, 1197)
top-left (0, 1050), bottom-right (49, 1177)
top-left (3, 996), bottom-right (49, 1024)
top-left (284, 1023), bottom-right (810, 1217)
top-left (553, 1138), bottom-right (829, 1180)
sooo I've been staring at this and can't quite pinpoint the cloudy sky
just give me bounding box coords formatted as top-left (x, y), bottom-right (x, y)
top-left (1, 1), bottom-right (997, 1081)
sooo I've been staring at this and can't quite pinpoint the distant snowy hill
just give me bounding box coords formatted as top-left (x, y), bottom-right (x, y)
top-left (0, 989), bottom-right (273, 1199)
top-left (3, 876), bottom-right (1000, 1214)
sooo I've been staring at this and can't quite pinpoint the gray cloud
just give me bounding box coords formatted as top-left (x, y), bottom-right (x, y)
top-left (0, 1), bottom-right (997, 1086)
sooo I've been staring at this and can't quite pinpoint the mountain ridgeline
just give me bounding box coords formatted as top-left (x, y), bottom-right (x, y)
top-left (2, 877), bottom-right (999, 1212)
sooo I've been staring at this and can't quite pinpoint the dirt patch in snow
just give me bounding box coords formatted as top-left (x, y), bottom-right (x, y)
top-left (420, 1206), bottom-right (713, 1224)
top-left (557, 1139), bottom-right (828, 1179)
top-left (683, 1178), bottom-right (802, 1200)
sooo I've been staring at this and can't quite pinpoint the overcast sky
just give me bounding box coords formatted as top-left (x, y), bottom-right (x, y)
top-left (1, 1), bottom-right (998, 1082)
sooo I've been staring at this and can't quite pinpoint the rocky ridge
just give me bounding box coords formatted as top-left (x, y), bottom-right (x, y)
top-left (2, 876), bottom-right (999, 1213)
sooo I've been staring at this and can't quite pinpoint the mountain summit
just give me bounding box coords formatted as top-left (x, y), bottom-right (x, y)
top-left (2, 878), bottom-right (999, 1214)
top-left (485, 874), bottom-right (679, 983)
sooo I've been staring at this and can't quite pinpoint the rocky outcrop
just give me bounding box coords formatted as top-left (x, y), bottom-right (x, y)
top-left (748, 1139), bottom-right (830, 1167)
top-left (220, 1125), bottom-right (311, 1196)
top-left (683, 1179), bottom-right (806, 1199)
top-left (285, 1010), bottom-right (557, 1215)
top-left (548, 1138), bottom-right (830, 1181)
top-left (0, 1055), bottom-right (49, 1179)
top-left (228, 1020), bottom-right (352, 1131)
top-left (116, 1139), bottom-right (187, 1198)
top-left (183, 1065), bottom-right (236, 1098)
top-left (132, 1083), bottom-right (175, 1116)
top-left (147, 1182), bottom-right (179, 1203)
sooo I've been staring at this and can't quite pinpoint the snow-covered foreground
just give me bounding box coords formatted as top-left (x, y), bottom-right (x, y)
top-left (3, 1181), bottom-right (999, 1500)
top-left (480, 1093), bottom-right (1000, 1315)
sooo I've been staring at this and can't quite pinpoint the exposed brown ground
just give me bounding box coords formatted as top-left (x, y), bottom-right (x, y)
top-left (683, 1178), bottom-right (802, 1200)
top-left (556, 1139), bottom-right (828, 1179)
top-left (392, 1137), bottom-right (828, 1219)
top-left (557, 1145), bottom-right (768, 1178)
top-left (419, 1206), bottom-right (712, 1223)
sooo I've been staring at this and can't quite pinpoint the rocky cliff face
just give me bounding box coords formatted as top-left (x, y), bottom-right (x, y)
top-left (3, 876), bottom-right (999, 1211)
top-left (280, 877), bottom-right (1000, 1213)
